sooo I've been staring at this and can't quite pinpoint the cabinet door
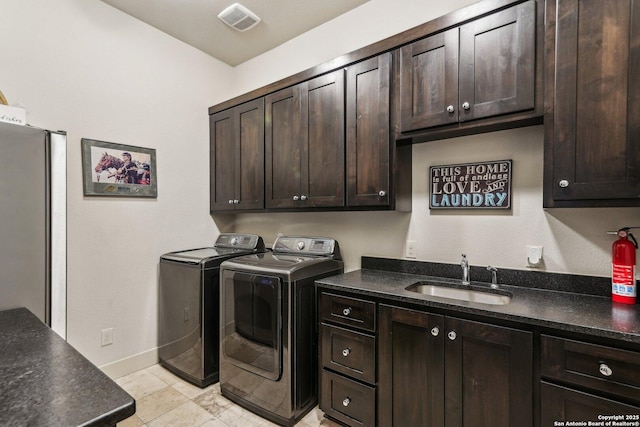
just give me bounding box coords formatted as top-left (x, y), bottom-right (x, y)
top-left (378, 305), bottom-right (444, 427)
top-left (541, 382), bottom-right (640, 423)
top-left (545, 0), bottom-right (640, 205)
top-left (399, 29), bottom-right (459, 131)
top-left (458, 0), bottom-right (536, 122)
top-left (444, 317), bottom-right (533, 427)
top-left (304, 71), bottom-right (345, 207)
top-left (265, 85), bottom-right (303, 209)
top-left (210, 99), bottom-right (264, 212)
top-left (210, 108), bottom-right (236, 211)
top-left (236, 99), bottom-right (264, 210)
top-left (346, 53), bottom-right (392, 207)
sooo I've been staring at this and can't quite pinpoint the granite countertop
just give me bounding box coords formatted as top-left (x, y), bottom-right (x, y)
top-left (316, 268), bottom-right (640, 345)
top-left (0, 308), bottom-right (135, 427)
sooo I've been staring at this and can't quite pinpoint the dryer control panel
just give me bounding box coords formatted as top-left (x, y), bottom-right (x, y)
top-left (273, 236), bottom-right (341, 259)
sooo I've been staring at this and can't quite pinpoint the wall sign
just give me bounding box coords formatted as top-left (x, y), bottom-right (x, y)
top-left (429, 160), bottom-right (512, 209)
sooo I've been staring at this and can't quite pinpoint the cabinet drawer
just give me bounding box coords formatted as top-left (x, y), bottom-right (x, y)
top-left (319, 292), bottom-right (376, 332)
top-left (541, 382), bottom-right (640, 423)
top-left (321, 323), bottom-right (375, 384)
top-left (541, 335), bottom-right (640, 403)
top-left (320, 370), bottom-right (376, 427)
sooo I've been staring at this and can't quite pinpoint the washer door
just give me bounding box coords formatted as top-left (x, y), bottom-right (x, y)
top-left (221, 270), bottom-right (282, 380)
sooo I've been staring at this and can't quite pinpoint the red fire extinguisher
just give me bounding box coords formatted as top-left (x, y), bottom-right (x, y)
top-left (611, 227), bottom-right (638, 304)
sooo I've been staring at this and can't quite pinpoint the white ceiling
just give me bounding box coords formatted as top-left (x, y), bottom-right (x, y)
top-left (99, 0), bottom-right (369, 66)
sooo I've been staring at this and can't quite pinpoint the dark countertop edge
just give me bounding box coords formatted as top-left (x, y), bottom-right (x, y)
top-left (0, 308), bottom-right (136, 427)
top-left (316, 268), bottom-right (640, 346)
top-left (81, 401), bottom-right (136, 427)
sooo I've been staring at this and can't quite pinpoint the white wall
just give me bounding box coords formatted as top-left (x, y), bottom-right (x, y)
top-left (227, 0), bottom-right (640, 278)
top-left (1, 0), bottom-right (233, 369)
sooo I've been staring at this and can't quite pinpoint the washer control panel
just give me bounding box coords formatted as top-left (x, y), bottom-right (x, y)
top-left (215, 233), bottom-right (265, 251)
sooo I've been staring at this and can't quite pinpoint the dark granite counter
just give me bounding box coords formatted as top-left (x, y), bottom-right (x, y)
top-left (0, 308), bottom-right (135, 427)
top-left (316, 258), bottom-right (640, 346)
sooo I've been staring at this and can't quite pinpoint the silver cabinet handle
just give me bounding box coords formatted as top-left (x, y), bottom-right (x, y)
top-left (342, 348), bottom-right (351, 357)
top-left (431, 327), bottom-right (440, 337)
top-left (462, 102), bottom-right (470, 110)
top-left (300, 195), bottom-right (307, 201)
top-left (378, 190), bottom-right (386, 197)
top-left (228, 200), bottom-right (234, 204)
top-left (446, 105), bottom-right (455, 113)
top-left (233, 199), bottom-right (239, 204)
top-left (293, 195), bottom-right (299, 201)
top-left (448, 331), bottom-right (457, 340)
top-left (599, 363), bottom-right (613, 377)
top-left (342, 397), bottom-right (351, 407)
top-left (342, 307), bottom-right (352, 316)
top-left (559, 180), bottom-right (569, 188)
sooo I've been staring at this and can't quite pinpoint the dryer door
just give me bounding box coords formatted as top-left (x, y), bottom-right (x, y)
top-left (221, 270), bottom-right (282, 380)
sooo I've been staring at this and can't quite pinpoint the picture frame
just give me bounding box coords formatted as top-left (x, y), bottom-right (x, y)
top-left (81, 138), bottom-right (157, 197)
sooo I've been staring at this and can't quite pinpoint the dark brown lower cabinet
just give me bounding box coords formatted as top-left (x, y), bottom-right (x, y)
top-left (378, 304), bottom-right (533, 427)
top-left (541, 382), bottom-right (640, 424)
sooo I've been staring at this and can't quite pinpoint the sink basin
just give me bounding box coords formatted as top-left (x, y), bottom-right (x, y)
top-left (405, 281), bottom-right (512, 305)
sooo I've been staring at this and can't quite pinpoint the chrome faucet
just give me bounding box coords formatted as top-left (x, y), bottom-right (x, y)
top-left (461, 254), bottom-right (470, 285)
top-left (487, 266), bottom-right (499, 289)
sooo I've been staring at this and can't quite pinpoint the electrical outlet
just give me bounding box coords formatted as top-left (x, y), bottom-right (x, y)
top-left (406, 240), bottom-right (417, 259)
top-left (184, 307), bottom-right (190, 322)
top-left (101, 328), bottom-right (113, 346)
top-left (527, 245), bottom-right (543, 267)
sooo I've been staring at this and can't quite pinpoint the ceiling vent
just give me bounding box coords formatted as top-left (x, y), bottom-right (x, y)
top-left (218, 3), bottom-right (261, 32)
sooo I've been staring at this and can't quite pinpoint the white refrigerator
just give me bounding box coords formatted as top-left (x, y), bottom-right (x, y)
top-left (0, 121), bottom-right (66, 336)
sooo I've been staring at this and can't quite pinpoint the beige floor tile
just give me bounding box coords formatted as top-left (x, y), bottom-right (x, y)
top-left (172, 376), bottom-right (216, 400)
top-left (115, 364), bottom-right (335, 427)
top-left (116, 413), bottom-right (146, 427)
top-left (193, 388), bottom-right (233, 417)
top-left (136, 385), bottom-right (190, 423)
top-left (199, 420), bottom-right (232, 427)
top-left (147, 401), bottom-right (214, 427)
top-left (145, 364), bottom-right (182, 385)
top-left (116, 369), bottom-right (171, 400)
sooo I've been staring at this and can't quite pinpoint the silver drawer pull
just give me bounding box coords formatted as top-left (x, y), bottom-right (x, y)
top-left (448, 331), bottom-right (457, 341)
top-left (378, 190), bottom-right (386, 197)
top-left (462, 102), bottom-right (470, 110)
top-left (599, 363), bottom-right (613, 377)
top-left (431, 327), bottom-right (440, 337)
top-left (559, 179), bottom-right (569, 188)
top-left (293, 195), bottom-right (300, 201)
top-left (342, 397), bottom-right (351, 407)
top-left (342, 348), bottom-right (351, 357)
top-left (446, 105), bottom-right (454, 113)
top-left (342, 307), bottom-right (352, 316)
top-left (300, 195), bottom-right (307, 201)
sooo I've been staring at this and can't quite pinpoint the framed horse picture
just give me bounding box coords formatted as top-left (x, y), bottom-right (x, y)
top-left (81, 138), bottom-right (157, 197)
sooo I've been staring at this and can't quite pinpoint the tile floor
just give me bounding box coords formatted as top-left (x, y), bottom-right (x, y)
top-left (115, 364), bottom-right (341, 427)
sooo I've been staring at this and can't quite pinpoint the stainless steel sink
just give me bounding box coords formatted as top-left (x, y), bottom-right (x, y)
top-left (405, 281), bottom-right (512, 305)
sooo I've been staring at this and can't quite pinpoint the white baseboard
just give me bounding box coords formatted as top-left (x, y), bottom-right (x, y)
top-left (99, 347), bottom-right (159, 379)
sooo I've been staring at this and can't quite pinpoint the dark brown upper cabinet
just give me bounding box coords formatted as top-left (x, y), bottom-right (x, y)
top-left (346, 53), bottom-right (396, 208)
top-left (544, 0), bottom-right (640, 207)
top-left (399, 0), bottom-right (539, 139)
top-left (265, 71), bottom-right (345, 209)
top-left (210, 98), bottom-right (264, 212)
